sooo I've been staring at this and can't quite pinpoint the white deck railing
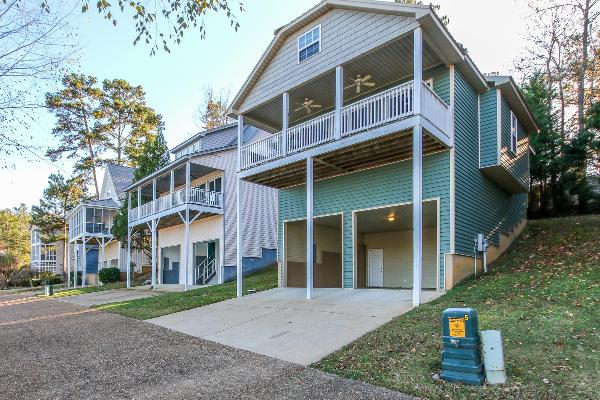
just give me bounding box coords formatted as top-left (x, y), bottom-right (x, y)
top-left (341, 81), bottom-right (414, 137)
top-left (240, 80), bottom-right (451, 170)
top-left (420, 82), bottom-right (451, 136)
top-left (287, 111), bottom-right (335, 154)
top-left (129, 187), bottom-right (223, 223)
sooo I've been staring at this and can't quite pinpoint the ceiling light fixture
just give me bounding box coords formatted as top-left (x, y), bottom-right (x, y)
top-left (386, 214), bottom-right (396, 223)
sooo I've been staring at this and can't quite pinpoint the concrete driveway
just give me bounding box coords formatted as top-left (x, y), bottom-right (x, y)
top-left (0, 291), bottom-right (415, 400)
top-left (56, 288), bottom-right (158, 306)
top-left (150, 288), bottom-right (442, 365)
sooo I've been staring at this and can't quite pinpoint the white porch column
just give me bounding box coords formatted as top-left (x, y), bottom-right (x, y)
top-left (335, 65), bottom-right (344, 139)
top-left (412, 124), bottom-right (423, 306)
top-left (236, 114), bottom-right (244, 298)
top-left (170, 170), bottom-right (175, 207)
top-left (306, 156), bottom-right (314, 300)
top-left (81, 237), bottom-right (87, 287)
top-left (413, 26), bottom-right (423, 115)
top-left (183, 210), bottom-right (190, 291)
top-left (282, 92), bottom-right (289, 156)
top-left (184, 162), bottom-right (191, 291)
top-left (151, 220), bottom-right (157, 287)
top-left (66, 241), bottom-right (71, 288)
top-left (126, 227), bottom-right (132, 288)
top-left (73, 242), bottom-right (78, 288)
top-left (137, 187), bottom-right (141, 220)
top-left (152, 178), bottom-right (157, 213)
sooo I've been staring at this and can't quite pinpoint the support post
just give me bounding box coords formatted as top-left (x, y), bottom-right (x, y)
top-left (81, 237), bottom-right (87, 287)
top-left (126, 227), bottom-right (132, 288)
top-left (152, 178), bottom-right (157, 213)
top-left (66, 241), bottom-right (71, 288)
top-left (73, 242), bottom-right (78, 288)
top-left (413, 26), bottom-right (423, 115)
top-left (236, 115), bottom-right (244, 298)
top-left (412, 124), bottom-right (423, 306)
top-left (151, 220), bottom-right (157, 287)
top-left (183, 210), bottom-right (190, 291)
top-left (170, 169), bottom-right (175, 207)
top-left (282, 92), bottom-right (289, 156)
top-left (137, 187), bottom-right (141, 220)
top-left (335, 65), bottom-right (344, 139)
top-left (306, 156), bottom-right (314, 300)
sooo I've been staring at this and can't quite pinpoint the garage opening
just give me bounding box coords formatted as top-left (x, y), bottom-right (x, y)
top-left (355, 200), bottom-right (438, 290)
top-left (284, 214), bottom-right (343, 288)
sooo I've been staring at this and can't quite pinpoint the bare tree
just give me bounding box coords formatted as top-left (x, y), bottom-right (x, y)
top-left (0, 0), bottom-right (78, 167)
top-left (194, 86), bottom-right (234, 130)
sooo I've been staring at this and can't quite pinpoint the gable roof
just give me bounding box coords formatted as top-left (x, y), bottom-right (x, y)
top-left (229, 0), bottom-right (488, 115)
top-left (105, 164), bottom-right (135, 196)
top-left (485, 75), bottom-right (539, 134)
top-left (170, 123), bottom-right (262, 155)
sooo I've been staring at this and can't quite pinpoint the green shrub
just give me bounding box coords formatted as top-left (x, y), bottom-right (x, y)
top-left (9, 267), bottom-right (31, 287)
top-left (98, 267), bottom-right (120, 284)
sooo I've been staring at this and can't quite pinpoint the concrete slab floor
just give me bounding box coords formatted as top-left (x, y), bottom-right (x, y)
top-left (149, 287), bottom-right (442, 365)
top-left (56, 288), bottom-right (159, 307)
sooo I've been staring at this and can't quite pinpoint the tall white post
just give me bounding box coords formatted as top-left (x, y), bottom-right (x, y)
top-left (236, 115), bottom-right (244, 298)
top-left (413, 26), bottom-right (423, 115)
top-left (335, 65), bottom-right (344, 139)
top-left (73, 242), bottom-right (78, 288)
top-left (282, 92), bottom-right (289, 156)
top-left (184, 162), bottom-right (191, 290)
top-left (170, 170), bottom-right (175, 207)
top-left (66, 241), bottom-right (71, 288)
top-left (152, 178), bottom-right (157, 213)
top-left (151, 220), bottom-right (157, 287)
top-left (137, 187), bottom-right (141, 220)
top-left (412, 124), bottom-right (423, 307)
top-left (126, 227), bottom-right (132, 288)
top-left (306, 156), bottom-right (314, 300)
top-left (412, 25), bottom-right (424, 307)
top-left (81, 237), bottom-right (87, 287)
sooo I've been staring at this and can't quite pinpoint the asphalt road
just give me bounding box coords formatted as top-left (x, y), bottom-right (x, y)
top-left (0, 292), bottom-right (415, 400)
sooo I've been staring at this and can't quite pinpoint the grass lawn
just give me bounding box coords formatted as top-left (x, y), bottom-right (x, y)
top-left (314, 216), bottom-right (600, 400)
top-left (95, 265), bottom-right (278, 320)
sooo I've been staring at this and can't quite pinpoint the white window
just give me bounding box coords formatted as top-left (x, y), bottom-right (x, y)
top-left (298, 25), bottom-right (321, 62)
top-left (510, 111), bottom-right (518, 154)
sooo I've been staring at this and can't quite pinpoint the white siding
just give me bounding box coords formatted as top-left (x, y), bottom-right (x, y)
top-left (190, 148), bottom-right (278, 266)
top-left (240, 9), bottom-right (415, 113)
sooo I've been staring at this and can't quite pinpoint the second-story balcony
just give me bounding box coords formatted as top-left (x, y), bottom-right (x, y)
top-left (128, 186), bottom-right (223, 224)
top-left (240, 80), bottom-right (450, 171)
top-left (125, 158), bottom-right (225, 228)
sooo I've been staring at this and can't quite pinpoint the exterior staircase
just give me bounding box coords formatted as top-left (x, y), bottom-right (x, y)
top-left (194, 257), bottom-right (216, 285)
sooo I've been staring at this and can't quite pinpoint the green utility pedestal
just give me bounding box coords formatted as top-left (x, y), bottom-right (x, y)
top-left (440, 308), bottom-right (484, 385)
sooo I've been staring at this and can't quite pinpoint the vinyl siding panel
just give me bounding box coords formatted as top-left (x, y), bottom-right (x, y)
top-left (454, 70), bottom-right (527, 255)
top-left (191, 148), bottom-right (278, 266)
top-left (240, 9), bottom-right (416, 113)
top-left (479, 89), bottom-right (498, 167)
top-left (278, 151), bottom-right (450, 289)
top-left (500, 96), bottom-right (530, 189)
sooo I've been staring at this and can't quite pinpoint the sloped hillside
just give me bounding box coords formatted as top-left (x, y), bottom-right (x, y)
top-left (315, 216), bottom-right (600, 400)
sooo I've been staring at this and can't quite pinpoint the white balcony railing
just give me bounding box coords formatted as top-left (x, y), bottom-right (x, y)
top-left (341, 81), bottom-right (414, 137)
top-left (287, 111), bottom-right (335, 154)
top-left (128, 187), bottom-right (223, 223)
top-left (240, 80), bottom-right (451, 170)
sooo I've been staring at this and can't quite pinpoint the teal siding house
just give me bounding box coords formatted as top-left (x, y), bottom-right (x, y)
top-left (228, 0), bottom-right (537, 305)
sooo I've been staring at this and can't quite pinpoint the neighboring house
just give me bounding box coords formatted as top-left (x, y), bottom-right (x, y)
top-left (66, 164), bottom-right (149, 286)
top-left (229, 0), bottom-right (537, 304)
top-left (124, 123), bottom-right (277, 288)
top-left (30, 227), bottom-right (63, 275)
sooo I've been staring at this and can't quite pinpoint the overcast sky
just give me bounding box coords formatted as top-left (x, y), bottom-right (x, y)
top-left (1, 0), bottom-right (530, 209)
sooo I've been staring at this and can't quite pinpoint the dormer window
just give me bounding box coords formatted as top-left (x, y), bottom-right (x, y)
top-left (298, 25), bottom-right (321, 62)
